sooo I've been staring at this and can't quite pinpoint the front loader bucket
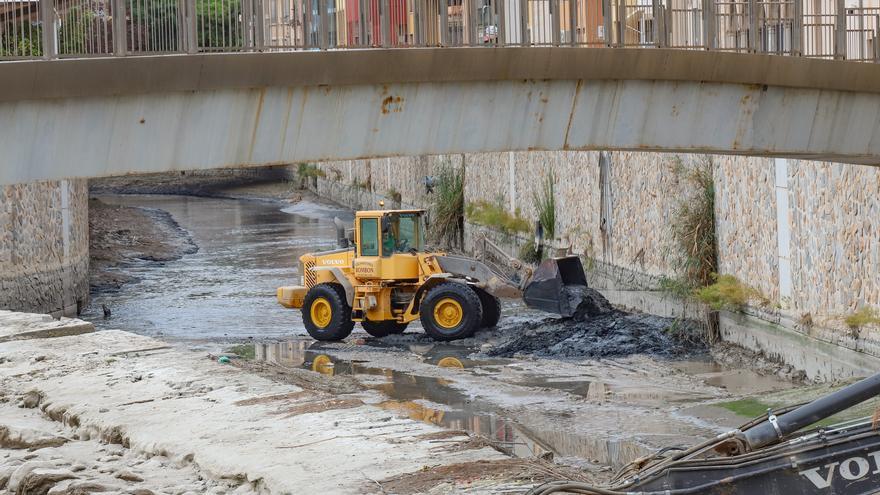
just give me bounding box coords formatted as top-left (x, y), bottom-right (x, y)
top-left (522, 256), bottom-right (589, 317)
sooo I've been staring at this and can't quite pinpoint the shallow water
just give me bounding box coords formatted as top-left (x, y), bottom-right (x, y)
top-left (82, 194), bottom-right (353, 340)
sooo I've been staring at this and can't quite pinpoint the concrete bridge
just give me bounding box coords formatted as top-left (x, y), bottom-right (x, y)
top-left (2, 47), bottom-right (880, 186)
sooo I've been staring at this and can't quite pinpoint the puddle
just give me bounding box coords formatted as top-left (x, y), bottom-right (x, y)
top-left (254, 340), bottom-right (555, 458)
top-left (674, 359), bottom-right (793, 395)
top-left (512, 376), bottom-right (609, 401)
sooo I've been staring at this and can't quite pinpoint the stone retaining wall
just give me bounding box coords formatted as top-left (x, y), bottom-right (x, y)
top-left (0, 179), bottom-right (90, 317)
top-left (310, 150), bottom-right (880, 361)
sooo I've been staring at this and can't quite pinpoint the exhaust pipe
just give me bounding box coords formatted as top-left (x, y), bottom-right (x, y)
top-left (333, 217), bottom-right (348, 248)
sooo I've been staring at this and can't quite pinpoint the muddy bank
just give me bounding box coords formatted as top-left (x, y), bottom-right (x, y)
top-left (89, 199), bottom-right (198, 292)
top-left (89, 168), bottom-right (303, 202)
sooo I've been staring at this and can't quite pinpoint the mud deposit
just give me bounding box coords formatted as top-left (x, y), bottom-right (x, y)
top-left (488, 289), bottom-right (705, 359)
top-left (89, 199), bottom-right (198, 292)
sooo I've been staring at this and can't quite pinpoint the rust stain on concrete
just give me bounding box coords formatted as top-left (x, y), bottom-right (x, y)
top-left (381, 95), bottom-right (404, 114)
top-left (247, 88), bottom-right (267, 160)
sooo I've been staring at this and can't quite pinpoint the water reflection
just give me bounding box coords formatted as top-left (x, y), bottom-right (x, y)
top-left (254, 340), bottom-right (555, 459)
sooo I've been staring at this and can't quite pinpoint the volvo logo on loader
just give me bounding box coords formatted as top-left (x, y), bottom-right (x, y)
top-left (319, 259), bottom-right (345, 265)
top-left (799, 452), bottom-right (880, 489)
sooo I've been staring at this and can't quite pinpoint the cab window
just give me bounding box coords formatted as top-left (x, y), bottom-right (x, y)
top-left (359, 218), bottom-right (379, 256)
top-left (381, 213), bottom-right (424, 257)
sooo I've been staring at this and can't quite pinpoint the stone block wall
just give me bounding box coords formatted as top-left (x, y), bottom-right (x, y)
top-left (0, 179), bottom-right (90, 316)
top-left (714, 155), bottom-right (780, 301)
top-left (312, 149), bottom-right (880, 352)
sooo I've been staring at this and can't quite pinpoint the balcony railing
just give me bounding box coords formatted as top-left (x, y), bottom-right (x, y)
top-left (1, 0), bottom-right (877, 61)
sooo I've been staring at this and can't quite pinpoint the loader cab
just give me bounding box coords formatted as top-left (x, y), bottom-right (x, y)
top-left (354, 210), bottom-right (426, 280)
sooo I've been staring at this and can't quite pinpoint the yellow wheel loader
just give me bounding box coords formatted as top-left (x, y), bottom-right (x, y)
top-left (276, 208), bottom-right (590, 342)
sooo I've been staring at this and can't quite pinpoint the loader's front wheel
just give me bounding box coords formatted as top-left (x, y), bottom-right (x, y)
top-left (362, 320), bottom-right (408, 338)
top-left (420, 282), bottom-right (482, 341)
top-left (474, 288), bottom-right (501, 328)
top-left (303, 283), bottom-right (355, 341)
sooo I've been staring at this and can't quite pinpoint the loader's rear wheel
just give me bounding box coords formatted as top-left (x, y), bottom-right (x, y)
top-left (420, 282), bottom-right (482, 341)
top-left (474, 287), bottom-right (502, 328)
top-left (361, 320), bottom-right (408, 338)
top-left (302, 283), bottom-right (355, 341)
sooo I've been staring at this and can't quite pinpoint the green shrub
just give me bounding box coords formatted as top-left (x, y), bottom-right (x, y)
top-left (353, 177), bottom-right (371, 190)
top-left (297, 163), bottom-right (326, 179)
top-left (670, 158), bottom-right (717, 288)
top-left (386, 188), bottom-right (402, 204)
top-left (533, 169), bottom-right (556, 240)
top-left (695, 274), bottom-right (766, 311)
top-left (519, 238), bottom-right (543, 265)
top-left (466, 201), bottom-right (531, 235)
top-left (225, 344), bottom-right (255, 360)
top-left (429, 164), bottom-right (464, 248)
top-left (844, 307), bottom-right (880, 329)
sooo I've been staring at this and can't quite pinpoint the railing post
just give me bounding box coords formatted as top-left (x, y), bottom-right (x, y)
top-left (551, 0), bottom-right (561, 44)
top-left (520, 0), bottom-right (529, 45)
top-left (112, 0), bottom-right (127, 55)
top-left (875, 15), bottom-right (880, 62)
top-left (359, 0), bottom-right (368, 46)
top-left (40, 0), bottom-right (58, 59)
top-left (468, 0), bottom-right (478, 45)
top-left (242, 0), bottom-right (255, 49)
top-left (834, 0), bottom-right (846, 59)
top-left (651, 0), bottom-right (661, 46)
top-left (602, 0), bottom-right (612, 46)
top-left (748, 0), bottom-right (758, 51)
top-left (253, 0), bottom-right (265, 50)
top-left (616, 0), bottom-right (625, 46)
top-left (792, 0), bottom-right (802, 55)
top-left (703, 0), bottom-right (715, 49)
top-left (498, 0), bottom-right (507, 45)
top-left (320, 0), bottom-right (330, 48)
top-left (440, 0), bottom-right (448, 45)
top-left (184, 0), bottom-right (197, 53)
top-left (303, 0), bottom-right (313, 47)
top-left (570, 0), bottom-right (578, 45)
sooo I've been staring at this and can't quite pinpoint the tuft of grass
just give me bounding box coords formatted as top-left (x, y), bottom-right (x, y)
top-left (353, 177), bottom-right (372, 191)
top-left (659, 275), bottom-right (696, 300)
top-left (429, 163), bottom-right (464, 249)
top-left (225, 344), bottom-right (255, 360)
top-left (695, 274), bottom-right (767, 311)
top-left (844, 307), bottom-right (880, 329)
top-left (670, 158), bottom-right (717, 288)
top-left (297, 163), bottom-right (326, 179)
top-left (466, 201), bottom-right (531, 235)
top-left (533, 168), bottom-right (556, 240)
top-left (386, 187), bottom-right (402, 204)
top-left (518, 238), bottom-right (543, 265)
top-left (717, 398), bottom-right (773, 418)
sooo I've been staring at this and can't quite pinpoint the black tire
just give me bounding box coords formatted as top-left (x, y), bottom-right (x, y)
top-left (302, 283), bottom-right (355, 341)
top-left (361, 320), bottom-right (409, 338)
top-left (420, 282), bottom-right (483, 341)
top-left (474, 287), bottom-right (502, 328)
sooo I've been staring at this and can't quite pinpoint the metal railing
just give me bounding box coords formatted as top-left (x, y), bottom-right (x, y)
top-left (1, 0), bottom-right (878, 61)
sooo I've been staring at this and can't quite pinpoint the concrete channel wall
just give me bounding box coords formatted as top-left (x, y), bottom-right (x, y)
top-left (311, 152), bottom-right (880, 380)
top-left (0, 179), bottom-right (89, 317)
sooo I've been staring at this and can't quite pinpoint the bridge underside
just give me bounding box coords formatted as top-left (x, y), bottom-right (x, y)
top-left (2, 49), bottom-right (880, 185)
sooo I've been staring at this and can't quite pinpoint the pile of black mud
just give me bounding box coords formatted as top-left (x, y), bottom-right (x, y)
top-left (488, 287), bottom-right (707, 359)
